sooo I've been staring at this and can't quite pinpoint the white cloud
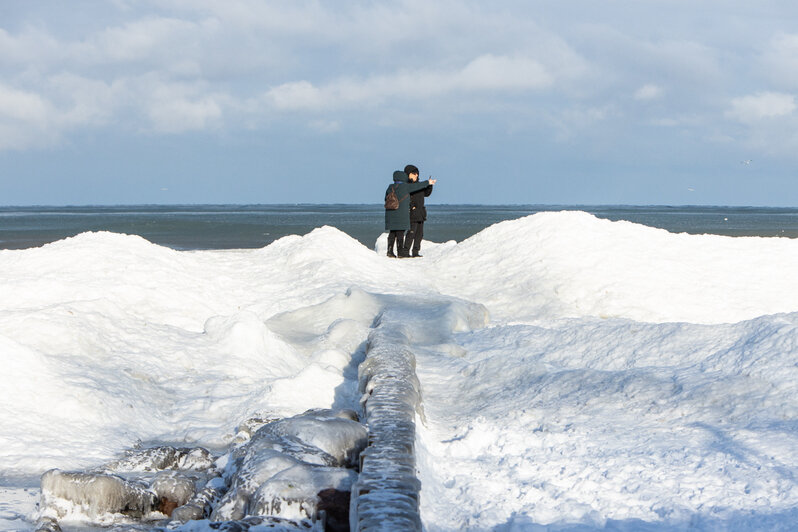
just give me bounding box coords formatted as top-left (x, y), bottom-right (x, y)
top-left (0, 84), bottom-right (48, 123)
top-left (0, 26), bottom-right (63, 67)
top-left (138, 80), bottom-right (224, 133)
top-left (634, 84), bottom-right (663, 101)
top-left (727, 92), bottom-right (796, 123)
top-left (763, 33), bottom-right (798, 89)
top-left (4, 0), bottom-right (794, 162)
top-left (0, 1), bottom-right (590, 149)
top-left (459, 54), bottom-right (553, 91)
top-left (88, 17), bottom-right (205, 64)
top-left (0, 84), bottom-right (56, 150)
top-left (267, 81), bottom-right (326, 111)
top-left (550, 105), bottom-right (614, 141)
top-left (265, 54), bottom-right (553, 112)
top-left (148, 97), bottom-right (222, 133)
top-left (47, 74), bottom-right (118, 127)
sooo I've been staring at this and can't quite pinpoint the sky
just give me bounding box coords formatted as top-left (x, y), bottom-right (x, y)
top-left (1, 0), bottom-right (797, 206)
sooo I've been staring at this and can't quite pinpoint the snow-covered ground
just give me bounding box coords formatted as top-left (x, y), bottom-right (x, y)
top-left (1, 211), bottom-right (797, 530)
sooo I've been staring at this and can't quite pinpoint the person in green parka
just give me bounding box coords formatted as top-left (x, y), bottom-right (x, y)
top-left (384, 170), bottom-right (436, 257)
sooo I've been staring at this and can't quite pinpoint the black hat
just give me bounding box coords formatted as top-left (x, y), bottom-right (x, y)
top-left (404, 164), bottom-right (419, 175)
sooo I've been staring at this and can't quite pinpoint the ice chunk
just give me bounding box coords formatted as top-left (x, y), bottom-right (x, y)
top-left (103, 445), bottom-right (214, 472)
top-left (233, 415), bottom-right (283, 444)
top-left (40, 469), bottom-right (157, 521)
top-left (212, 450), bottom-right (304, 521)
top-left (170, 476), bottom-right (226, 523)
top-left (33, 516), bottom-right (61, 532)
top-left (255, 409), bottom-right (368, 467)
top-left (150, 471), bottom-right (196, 511)
top-left (211, 410), bottom-right (366, 525)
top-left (250, 464), bottom-right (356, 521)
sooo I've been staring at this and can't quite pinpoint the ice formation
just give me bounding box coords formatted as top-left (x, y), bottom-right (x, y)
top-left (35, 410), bottom-right (366, 531)
top-left (39, 469), bottom-right (158, 521)
top-left (103, 446), bottom-right (215, 472)
top-left (211, 409), bottom-right (366, 526)
top-left (352, 314), bottom-right (425, 531)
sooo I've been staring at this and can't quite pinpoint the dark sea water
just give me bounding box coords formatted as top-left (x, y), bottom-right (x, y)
top-left (2, 204), bottom-right (798, 250)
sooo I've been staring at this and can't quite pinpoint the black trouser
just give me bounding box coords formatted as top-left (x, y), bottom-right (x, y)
top-left (403, 221), bottom-right (424, 256)
top-left (387, 230), bottom-right (404, 256)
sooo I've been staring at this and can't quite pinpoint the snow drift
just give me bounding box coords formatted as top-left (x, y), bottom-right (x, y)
top-left (1, 211), bottom-right (798, 530)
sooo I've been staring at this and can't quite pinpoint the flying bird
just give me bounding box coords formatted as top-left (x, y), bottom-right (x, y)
top-left (741, 159), bottom-right (752, 165)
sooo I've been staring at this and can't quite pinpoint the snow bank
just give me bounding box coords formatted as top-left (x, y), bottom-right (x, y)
top-left (425, 211), bottom-right (798, 324)
top-left (2, 211), bottom-right (798, 530)
top-left (413, 312), bottom-right (798, 530)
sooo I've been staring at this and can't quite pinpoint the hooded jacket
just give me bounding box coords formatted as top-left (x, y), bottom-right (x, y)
top-left (384, 171), bottom-right (432, 231)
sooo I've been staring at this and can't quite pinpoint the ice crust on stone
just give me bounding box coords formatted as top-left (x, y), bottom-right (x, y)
top-left (102, 446), bottom-right (215, 473)
top-left (36, 410), bottom-right (366, 530)
top-left (35, 444), bottom-right (220, 528)
top-left (211, 409), bottom-right (366, 524)
top-left (40, 469), bottom-right (158, 522)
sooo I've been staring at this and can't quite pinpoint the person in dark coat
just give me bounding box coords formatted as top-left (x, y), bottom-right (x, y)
top-left (384, 170), bottom-right (435, 258)
top-left (401, 164), bottom-right (433, 258)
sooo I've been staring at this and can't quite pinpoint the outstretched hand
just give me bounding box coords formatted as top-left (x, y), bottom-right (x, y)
top-left (429, 179), bottom-right (437, 185)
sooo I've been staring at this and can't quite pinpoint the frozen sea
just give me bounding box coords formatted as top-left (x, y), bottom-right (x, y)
top-left (1, 205), bottom-right (798, 531)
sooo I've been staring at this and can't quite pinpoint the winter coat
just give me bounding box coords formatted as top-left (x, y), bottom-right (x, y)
top-left (384, 171), bottom-right (432, 231)
top-left (409, 182), bottom-right (433, 223)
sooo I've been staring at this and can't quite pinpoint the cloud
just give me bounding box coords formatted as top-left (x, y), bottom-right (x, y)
top-left (0, 1), bottom-right (590, 150)
top-left (0, 84), bottom-right (52, 150)
top-left (136, 78), bottom-right (225, 133)
top-left (267, 81), bottom-right (326, 111)
top-left (0, 84), bottom-right (48, 123)
top-left (2, 0), bottom-right (794, 164)
top-left (0, 75), bottom-right (126, 150)
top-left (634, 84), bottom-right (663, 101)
top-left (459, 54), bottom-right (553, 91)
top-left (724, 91), bottom-right (798, 157)
top-left (550, 105), bottom-right (614, 141)
top-left (726, 92), bottom-right (796, 123)
top-left (265, 54), bottom-right (553, 112)
top-left (47, 74), bottom-right (118, 127)
top-left (763, 33), bottom-right (798, 89)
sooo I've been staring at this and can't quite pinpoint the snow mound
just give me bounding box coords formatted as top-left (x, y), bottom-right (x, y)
top-left (432, 210), bottom-right (798, 324)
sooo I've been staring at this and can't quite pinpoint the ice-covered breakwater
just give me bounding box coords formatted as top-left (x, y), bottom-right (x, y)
top-left (352, 294), bottom-right (489, 531)
top-left (351, 312), bottom-right (424, 531)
